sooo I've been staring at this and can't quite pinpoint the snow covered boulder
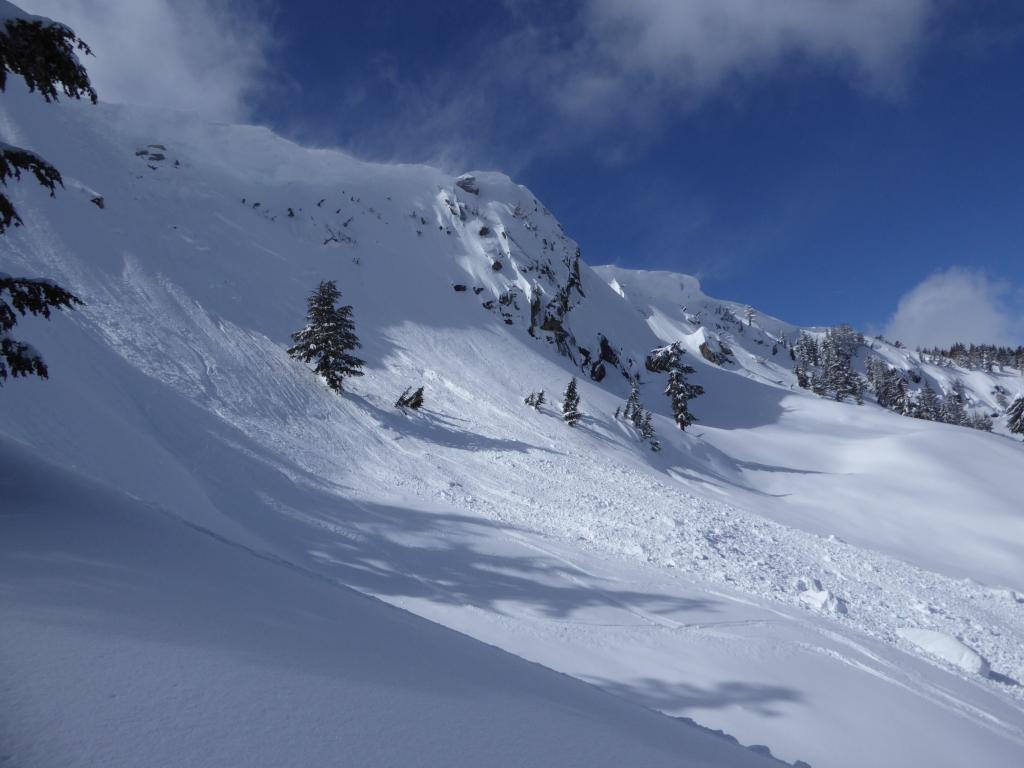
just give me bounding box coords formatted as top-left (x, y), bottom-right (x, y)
top-left (794, 578), bottom-right (849, 616)
top-left (897, 629), bottom-right (991, 677)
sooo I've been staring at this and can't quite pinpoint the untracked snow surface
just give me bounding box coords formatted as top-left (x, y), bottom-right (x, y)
top-left (2, 86), bottom-right (1024, 768)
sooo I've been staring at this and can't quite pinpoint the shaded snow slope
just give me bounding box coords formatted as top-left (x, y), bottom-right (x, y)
top-left (2, 88), bottom-right (1024, 767)
top-left (0, 439), bottom-right (780, 768)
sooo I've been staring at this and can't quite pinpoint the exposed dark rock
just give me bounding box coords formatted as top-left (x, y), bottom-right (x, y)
top-left (89, 196), bottom-right (104, 209)
top-left (491, 260), bottom-right (503, 271)
top-left (590, 361), bottom-right (606, 382)
top-left (599, 334), bottom-right (619, 366)
top-left (453, 284), bottom-right (467, 292)
top-left (647, 344), bottom-right (683, 373)
top-left (455, 175), bottom-right (480, 195)
top-left (699, 341), bottom-right (729, 366)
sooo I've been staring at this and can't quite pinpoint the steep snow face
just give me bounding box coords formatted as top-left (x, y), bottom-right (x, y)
top-left (2, 89), bottom-right (1024, 768)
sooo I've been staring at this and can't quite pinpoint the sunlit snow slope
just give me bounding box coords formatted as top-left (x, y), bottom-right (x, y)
top-left (2, 87), bottom-right (1024, 768)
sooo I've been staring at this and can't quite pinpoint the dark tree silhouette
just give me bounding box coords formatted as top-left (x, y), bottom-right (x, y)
top-left (562, 377), bottom-right (581, 426)
top-left (0, 4), bottom-right (95, 383)
top-left (288, 280), bottom-right (364, 393)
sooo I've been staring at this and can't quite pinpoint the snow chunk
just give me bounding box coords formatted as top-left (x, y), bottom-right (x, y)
top-left (795, 578), bottom-right (848, 616)
top-left (897, 628), bottom-right (991, 677)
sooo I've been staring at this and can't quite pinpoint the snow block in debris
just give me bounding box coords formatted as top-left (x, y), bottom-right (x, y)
top-left (897, 629), bottom-right (991, 677)
top-left (795, 578), bottom-right (848, 616)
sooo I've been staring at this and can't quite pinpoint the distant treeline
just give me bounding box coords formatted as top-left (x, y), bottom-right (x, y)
top-left (919, 343), bottom-right (1024, 373)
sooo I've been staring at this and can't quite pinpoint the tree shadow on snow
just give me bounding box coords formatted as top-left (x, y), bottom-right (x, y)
top-left (351, 394), bottom-right (559, 455)
top-left (589, 676), bottom-right (803, 718)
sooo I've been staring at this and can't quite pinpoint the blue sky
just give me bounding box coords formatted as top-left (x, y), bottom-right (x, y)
top-left (32, 0), bottom-right (1024, 345)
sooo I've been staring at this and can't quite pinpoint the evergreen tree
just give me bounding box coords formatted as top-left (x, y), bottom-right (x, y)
top-left (939, 380), bottom-right (968, 426)
top-left (524, 390), bottom-right (545, 410)
top-left (395, 387), bottom-right (412, 408)
top-left (819, 326), bottom-right (864, 403)
top-left (288, 280), bottom-right (364, 393)
top-left (665, 360), bottom-right (704, 430)
top-left (969, 412), bottom-right (993, 432)
top-left (913, 381), bottom-right (941, 421)
top-left (0, 276), bottom-right (81, 381)
top-left (623, 380), bottom-right (641, 423)
top-left (407, 386), bottom-right (424, 409)
top-left (794, 363), bottom-right (809, 390)
top-left (1, 5), bottom-right (95, 383)
top-left (1007, 396), bottom-right (1024, 436)
top-left (810, 369), bottom-right (827, 397)
top-left (795, 333), bottom-right (820, 367)
top-left (395, 386), bottom-right (425, 410)
top-left (894, 378), bottom-right (914, 416)
top-left (562, 377), bottom-right (581, 426)
top-left (639, 409), bottom-right (655, 440)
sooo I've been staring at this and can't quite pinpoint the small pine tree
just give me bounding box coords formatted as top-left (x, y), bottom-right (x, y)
top-left (396, 386), bottom-right (425, 410)
top-left (562, 377), bottom-right (581, 426)
top-left (913, 381), bottom-right (941, 421)
top-left (524, 390), bottom-right (545, 410)
top-left (407, 386), bottom-right (424, 409)
top-left (665, 363), bottom-right (704, 430)
top-left (794, 364), bottom-right (809, 390)
top-left (395, 387), bottom-right (412, 408)
top-left (894, 378), bottom-right (914, 416)
top-left (939, 381), bottom-right (968, 426)
top-left (623, 380), bottom-right (641, 422)
top-left (288, 280), bottom-right (364, 393)
top-left (639, 410), bottom-right (655, 440)
top-left (1007, 396), bottom-right (1024, 436)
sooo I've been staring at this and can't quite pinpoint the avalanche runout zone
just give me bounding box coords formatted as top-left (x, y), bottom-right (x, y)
top-left (420, 448), bottom-right (1024, 704)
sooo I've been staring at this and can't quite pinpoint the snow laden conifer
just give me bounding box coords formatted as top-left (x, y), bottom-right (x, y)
top-left (562, 377), bottom-right (581, 426)
top-left (524, 390), bottom-right (545, 410)
top-left (939, 380), bottom-right (969, 426)
top-left (1007, 396), bottom-right (1024, 437)
top-left (913, 381), bottom-right (941, 421)
top-left (623, 380), bottom-right (642, 423)
top-left (1, 3), bottom-right (95, 383)
top-left (664, 351), bottom-right (704, 431)
top-left (288, 280), bottom-right (364, 393)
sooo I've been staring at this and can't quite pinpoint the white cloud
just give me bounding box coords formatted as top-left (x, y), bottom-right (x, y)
top-left (528, 0), bottom-right (939, 128)
top-left (346, 0), bottom-right (944, 166)
top-left (24, 0), bottom-right (272, 121)
top-left (884, 268), bottom-right (1024, 348)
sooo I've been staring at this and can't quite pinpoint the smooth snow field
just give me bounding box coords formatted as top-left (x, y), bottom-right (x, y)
top-left (2, 88), bottom-right (1024, 767)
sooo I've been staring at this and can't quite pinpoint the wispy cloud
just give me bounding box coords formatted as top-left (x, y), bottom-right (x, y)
top-left (25, 0), bottom-right (274, 122)
top-left (331, 0), bottom-right (942, 168)
top-left (884, 268), bottom-right (1024, 348)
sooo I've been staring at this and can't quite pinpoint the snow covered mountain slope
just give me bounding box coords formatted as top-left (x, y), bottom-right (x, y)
top-left (2, 87), bottom-right (1024, 768)
top-left (596, 265), bottom-right (1024, 585)
top-left (1, 437), bottom-right (783, 768)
